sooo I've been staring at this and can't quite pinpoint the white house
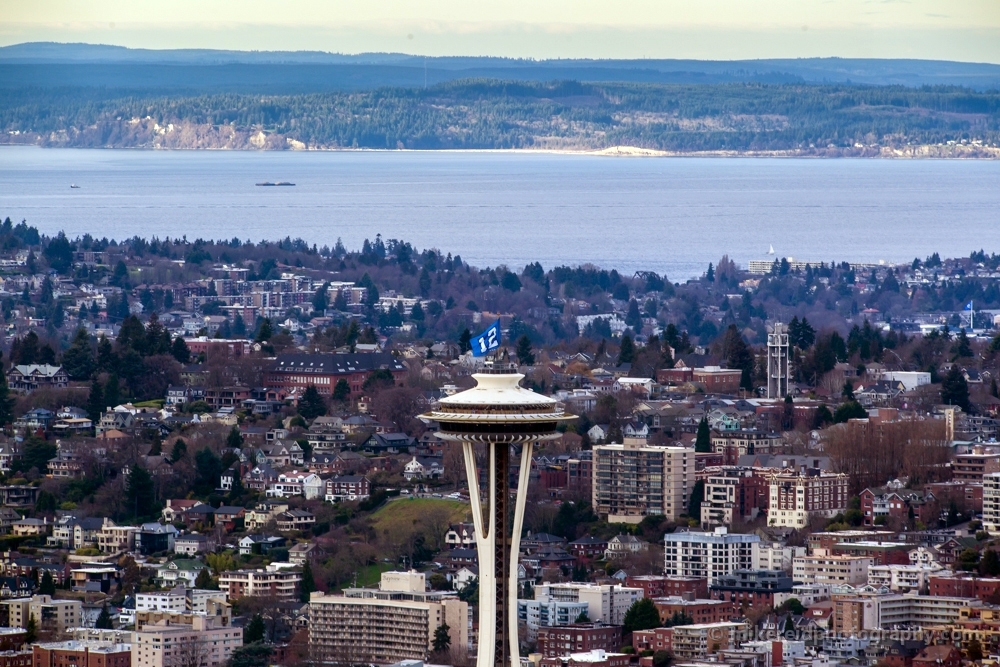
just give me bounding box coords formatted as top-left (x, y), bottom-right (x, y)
top-left (403, 457), bottom-right (444, 481)
top-left (266, 471), bottom-right (323, 499)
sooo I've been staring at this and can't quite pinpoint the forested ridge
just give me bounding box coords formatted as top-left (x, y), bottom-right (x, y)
top-left (3, 79), bottom-right (999, 152)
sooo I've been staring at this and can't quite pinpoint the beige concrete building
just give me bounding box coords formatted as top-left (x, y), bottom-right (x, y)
top-left (308, 571), bottom-right (468, 665)
top-left (670, 622), bottom-right (750, 660)
top-left (0, 596), bottom-right (81, 632)
top-left (792, 551), bottom-right (872, 586)
top-left (217, 562), bottom-right (301, 600)
top-left (131, 616), bottom-right (242, 667)
top-left (592, 432), bottom-right (691, 523)
top-left (983, 472), bottom-right (1000, 532)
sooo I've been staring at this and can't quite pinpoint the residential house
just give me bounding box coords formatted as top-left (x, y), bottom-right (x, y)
top-left (214, 506), bottom-right (246, 532)
top-left (403, 456), bottom-right (444, 480)
top-left (275, 509), bottom-right (316, 532)
top-left (324, 475), bottom-right (371, 502)
top-left (157, 559), bottom-right (206, 587)
top-left (238, 535), bottom-right (287, 556)
top-left (6, 365), bottom-right (68, 394)
top-left (174, 534), bottom-right (218, 556)
top-left (266, 471), bottom-right (323, 499)
top-left (604, 534), bottom-right (649, 560)
top-left (244, 503), bottom-right (288, 531)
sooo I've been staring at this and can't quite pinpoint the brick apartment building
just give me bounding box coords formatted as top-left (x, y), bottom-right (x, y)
top-left (626, 575), bottom-right (708, 600)
top-left (266, 353), bottom-right (407, 397)
top-left (536, 624), bottom-right (624, 658)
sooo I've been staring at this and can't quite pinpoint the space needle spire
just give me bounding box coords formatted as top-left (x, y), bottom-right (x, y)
top-left (421, 345), bottom-right (573, 667)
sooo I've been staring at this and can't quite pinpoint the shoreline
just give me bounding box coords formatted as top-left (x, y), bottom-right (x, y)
top-left (2, 143), bottom-right (999, 159)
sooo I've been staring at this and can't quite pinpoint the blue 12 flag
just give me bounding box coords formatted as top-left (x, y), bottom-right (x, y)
top-left (471, 319), bottom-right (502, 357)
top-left (964, 301), bottom-right (974, 310)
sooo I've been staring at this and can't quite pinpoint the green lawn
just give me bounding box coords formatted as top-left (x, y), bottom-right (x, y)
top-left (369, 497), bottom-right (470, 536)
top-left (355, 562), bottom-right (394, 588)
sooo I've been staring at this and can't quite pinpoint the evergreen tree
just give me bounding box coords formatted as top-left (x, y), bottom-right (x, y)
top-left (618, 335), bottom-right (635, 365)
top-left (0, 370), bottom-right (14, 427)
top-left (432, 623), bottom-right (452, 654)
top-left (299, 561), bottom-right (316, 602)
top-left (332, 379), bottom-right (351, 402)
top-left (516, 335), bottom-right (535, 366)
top-left (148, 435), bottom-right (162, 456)
top-left (195, 567), bottom-right (216, 590)
top-left (706, 263), bottom-right (715, 282)
top-left (226, 427), bottom-right (243, 449)
top-left (244, 614), bottom-right (266, 643)
top-left (229, 644), bottom-right (273, 667)
top-left (61, 328), bottom-right (95, 380)
top-left (228, 475), bottom-right (245, 504)
top-left (720, 324), bottom-right (754, 391)
top-left (623, 598), bottom-right (661, 633)
top-left (981, 549), bottom-right (1000, 576)
top-left (126, 464), bottom-right (156, 520)
top-left (39, 571), bottom-right (56, 595)
top-left (952, 328), bottom-right (973, 359)
top-left (194, 448), bottom-right (223, 496)
top-left (298, 385), bottom-right (327, 420)
top-left (95, 603), bottom-right (113, 629)
top-left (171, 439), bottom-right (188, 463)
top-left (458, 328), bottom-right (472, 354)
top-left (255, 318), bottom-right (273, 343)
top-left (170, 336), bottom-right (191, 363)
top-left (104, 373), bottom-right (121, 410)
top-left (687, 480), bottom-right (704, 519)
top-left (695, 417), bottom-right (711, 453)
top-left (941, 365), bottom-right (971, 412)
top-left (25, 615), bottom-right (36, 644)
top-left (229, 640), bottom-right (274, 667)
top-left (312, 283), bottom-right (330, 313)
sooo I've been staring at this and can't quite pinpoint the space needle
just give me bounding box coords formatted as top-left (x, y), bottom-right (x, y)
top-left (421, 352), bottom-right (574, 667)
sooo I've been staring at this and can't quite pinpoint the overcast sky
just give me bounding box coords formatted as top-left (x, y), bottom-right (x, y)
top-left (3, 0), bottom-right (999, 62)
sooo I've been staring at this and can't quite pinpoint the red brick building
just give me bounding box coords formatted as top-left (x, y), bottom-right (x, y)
top-left (265, 353), bottom-right (407, 397)
top-left (0, 651), bottom-right (30, 667)
top-left (632, 628), bottom-right (673, 654)
top-left (692, 367), bottom-right (743, 394)
top-left (928, 575), bottom-right (1000, 602)
top-left (651, 596), bottom-right (730, 625)
top-left (626, 575), bottom-right (708, 600)
top-left (831, 542), bottom-right (912, 566)
top-left (33, 642), bottom-right (131, 667)
top-left (569, 536), bottom-right (609, 563)
top-left (536, 624), bottom-right (624, 658)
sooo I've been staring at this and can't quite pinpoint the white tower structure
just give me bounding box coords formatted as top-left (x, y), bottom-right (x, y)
top-left (421, 355), bottom-right (573, 667)
top-left (767, 322), bottom-right (791, 399)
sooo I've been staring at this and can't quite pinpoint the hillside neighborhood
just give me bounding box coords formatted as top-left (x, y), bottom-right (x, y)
top-left (0, 222), bottom-right (998, 667)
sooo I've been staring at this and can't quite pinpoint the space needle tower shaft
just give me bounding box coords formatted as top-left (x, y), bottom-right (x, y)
top-left (421, 356), bottom-right (574, 667)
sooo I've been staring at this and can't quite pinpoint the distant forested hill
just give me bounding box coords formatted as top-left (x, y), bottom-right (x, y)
top-left (2, 79), bottom-right (998, 154)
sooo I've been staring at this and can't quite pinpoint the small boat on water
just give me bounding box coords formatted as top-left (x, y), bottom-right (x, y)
top-left (255, 182), bottom-right (295, 186)
top-left (70, 184), bottom-right (80, 189)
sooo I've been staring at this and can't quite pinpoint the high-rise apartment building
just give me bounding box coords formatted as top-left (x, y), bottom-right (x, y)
top-left (700, 467), bottom-right (770, 527)
top-left (592, 431), bottom-right (691, 523)
top-left (532, 583), bottom-right (643, 626)
top-left (983, 472), bottom-right (1000, 532)
top-left (308, 571), bottom-right (468, 666)
top-left (663, 528), bottom-right (760, 585)
top-left (132, 616), bottom-right (242, 667)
